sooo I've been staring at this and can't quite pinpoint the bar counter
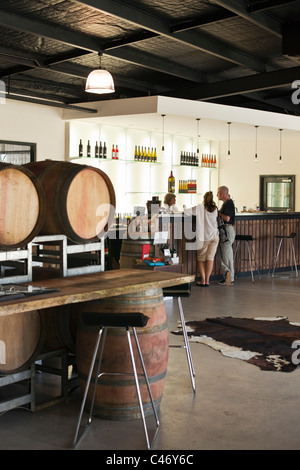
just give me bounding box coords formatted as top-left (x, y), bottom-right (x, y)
top-left (158, 211), bottom-right (300, 278)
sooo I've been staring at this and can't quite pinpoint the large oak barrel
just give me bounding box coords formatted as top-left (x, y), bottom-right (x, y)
top-left (0, 162), bottom-right (45, 249)
top-left (120, 239), bottom-right (155, 268)
top-left (74, 288), bottom-right (169, 420)
top-left (0, 310), bottom-right (45, 375)
top-left (25, 160), bottom-right (116, 243)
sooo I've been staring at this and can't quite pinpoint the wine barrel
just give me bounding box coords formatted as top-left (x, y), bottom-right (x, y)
top-left (0, 162), bottom-right (45, 249)
top-left (119, 239), bottom-right (155, 268)
top-left (74, 288), bottom-right (169, 420)
top-left (0, 310), bottom-right (45, 375)
top-left (25, 160), bottom-right (116, 243)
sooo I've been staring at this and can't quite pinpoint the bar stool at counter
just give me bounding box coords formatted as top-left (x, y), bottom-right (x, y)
top-left (234, 235), bottom-right (261, 283)
top-left (271, 232), bottom-right (298, 278)
top-left (73, 312), bottom-right (160, 450)
top-left (163, 283), bottom-right (196, 393)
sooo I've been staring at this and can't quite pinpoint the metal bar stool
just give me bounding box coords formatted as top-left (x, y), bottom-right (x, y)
top-left (73, 312), bottom-right (160, 450)
top-left (163, 283), bottom-right (196, 393)
top-left (234, 235), bottom-right (261, 283)
top-left (272, 232), bottom-right (298, 278)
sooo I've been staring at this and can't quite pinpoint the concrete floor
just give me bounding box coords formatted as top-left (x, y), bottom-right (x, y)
top-left (1, 272), bottom-right (300, 450)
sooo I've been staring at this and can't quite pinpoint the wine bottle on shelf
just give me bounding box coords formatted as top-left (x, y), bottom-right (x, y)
top-left (134, 145), bottom-right (138, 161)
top-left (115, 145), bottom-right (119, 160)
top-left (103, 142), bottom-right (107, 159)
top-left (79, 139), bottom-right (83, 157)
top-left (154, 148), bottom-right (157, 163)
top-left (168, 170), bottom-right (175, 193)
top-left (151, 147), bottom-right (154, 162)
top-left (99, 141), bottom-right (103, 158)
top-left (87, 140), bottom-right (91, 157)
top-left (112, 144), bottom-right (115, 159)
top-left (137, 146), bottom-right (141, 161)
top-left (95, 141), bottom-right (99, 158)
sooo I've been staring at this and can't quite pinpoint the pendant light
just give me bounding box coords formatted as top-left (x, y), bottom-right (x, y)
top-left (196, 118), bottom-right (200, 165)
top-left (278, 128), bottom-right (283, 165)
top-left (254, 125), bottom-right (259, 162)
top-left (85, 53), bottom-right (115, 94)
top-left (227, 122), bottom-right (231, 159)
top-left (161, 114), bottom-right (166, 159)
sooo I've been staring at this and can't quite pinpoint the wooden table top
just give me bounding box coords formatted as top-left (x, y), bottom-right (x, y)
top-left (0, 269), bottom-right (195, 317)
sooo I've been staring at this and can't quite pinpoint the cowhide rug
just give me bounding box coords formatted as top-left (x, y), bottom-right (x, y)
top-left (172, 316), bottom-right (300, 372)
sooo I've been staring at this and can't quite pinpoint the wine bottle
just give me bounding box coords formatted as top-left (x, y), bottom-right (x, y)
top-left (168, 170), bottom-right (175, 193)
top-left (134, 145), bottom-right (138, 161)
top-left (115, 145), bottom-right (119, 160)
top-left (87, 140), bottom-right (91, 157)
top-left (103, 142), bottom-right (107, 159)
top-left (99, 141), bottom-right (103, 158)
top-left (79, 139), bottom-right (83, 157)
top-left (154, 148), bottom-right (157, 163)
top-left (95, 141), bottom-right (99, 158)
top-left (112, 144), bottom-right (115, 159)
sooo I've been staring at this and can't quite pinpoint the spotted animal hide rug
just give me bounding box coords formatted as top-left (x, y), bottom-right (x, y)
top-left (172, 316), bottom-right (300, 372)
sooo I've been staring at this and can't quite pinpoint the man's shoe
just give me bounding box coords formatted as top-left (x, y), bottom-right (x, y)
top-left (225, 271), bottom-right (231, 286)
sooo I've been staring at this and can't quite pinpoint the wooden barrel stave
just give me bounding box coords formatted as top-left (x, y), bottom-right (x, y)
top-left (0, 310), bottom-right (45, 375)
top-left (25, 160), bottom-right (116, 243)
top-left (0, 162), bottom-right (45, 249)
top-left (74, 288), bottom-right (169, 420)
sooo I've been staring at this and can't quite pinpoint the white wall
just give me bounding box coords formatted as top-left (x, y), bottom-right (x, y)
top-left (0, 99), bottom-right (65, 161)
top-left (219, 128), bottom-right (300, 212)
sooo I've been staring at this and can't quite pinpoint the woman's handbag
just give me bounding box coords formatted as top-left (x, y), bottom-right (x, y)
top-left (217, 215), bottom-right (229, 243)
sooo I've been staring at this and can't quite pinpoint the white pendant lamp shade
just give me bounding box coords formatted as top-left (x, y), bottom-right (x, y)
top-left (85, 69), bottom-right (115, 94)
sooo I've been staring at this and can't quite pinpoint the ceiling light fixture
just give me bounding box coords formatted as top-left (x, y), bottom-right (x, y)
top-left (85, 53), bottom-right (115, 94)
top-left (254, 125), bottom-right (259, 162)
top-left (279, 128), bottom-right (283, 165)
top-left (227, 122), bottom-right (231, 159)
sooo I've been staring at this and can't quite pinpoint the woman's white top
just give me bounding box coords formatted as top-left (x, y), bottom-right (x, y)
top-left (184, 204), bottom-right (218, 249)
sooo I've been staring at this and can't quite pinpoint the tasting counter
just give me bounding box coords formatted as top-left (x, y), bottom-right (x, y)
top-left (158, 212), bottom-right (300, 278)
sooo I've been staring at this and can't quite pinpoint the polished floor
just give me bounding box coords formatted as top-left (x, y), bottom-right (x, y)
top-left (1, 272), bottom-right (300, 450)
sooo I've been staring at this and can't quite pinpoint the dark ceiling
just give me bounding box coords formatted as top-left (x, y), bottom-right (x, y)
top-left (1, 0), bottom-right (300, 116)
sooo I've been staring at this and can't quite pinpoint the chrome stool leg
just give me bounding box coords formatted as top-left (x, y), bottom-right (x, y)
top-left (272, 237), bottom-right (283, 277)
top-left (178, 297), bottom-right (196, 393)
top-left (73, 327), bottom-right (105, 448)
top-left (73, 312), bottom-right (159, 450)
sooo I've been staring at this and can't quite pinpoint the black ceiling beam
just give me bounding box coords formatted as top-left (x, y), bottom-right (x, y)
top-left (247, 0), bottom-right (300, 13)
top-left (74, 0), bottom-right (269, 72)
top-left (212, 0), bottom-right (282, 36)
top-left (170, 10), bottom-right (236, 32)
top-left (0, 9), bottom-right (209, 83)
top-left (166, 65), bottom-right (300, 100)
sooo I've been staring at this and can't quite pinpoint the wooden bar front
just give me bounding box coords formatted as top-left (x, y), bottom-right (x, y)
top-left (159, 212), bottom-right (300, 277)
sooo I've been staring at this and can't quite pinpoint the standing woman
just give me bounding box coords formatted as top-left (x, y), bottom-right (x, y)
top-left (185, 191), bottom-right (219, 286)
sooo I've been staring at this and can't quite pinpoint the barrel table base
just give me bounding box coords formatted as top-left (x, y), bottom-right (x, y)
top-left (75, 288), bottom-right (169, 420)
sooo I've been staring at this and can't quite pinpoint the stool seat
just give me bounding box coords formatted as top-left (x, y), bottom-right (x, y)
top-left (274, 232), bottom-right (296, 239)
top-left (82, 312), bottom-right (149, 328)
top-left (235, 235), bottom-right (255, 241)
top-left (73, 311), bottom-right (159, 450)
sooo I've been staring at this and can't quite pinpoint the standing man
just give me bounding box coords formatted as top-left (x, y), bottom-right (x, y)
top-left (216, 186), bottom-right (235, 285)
